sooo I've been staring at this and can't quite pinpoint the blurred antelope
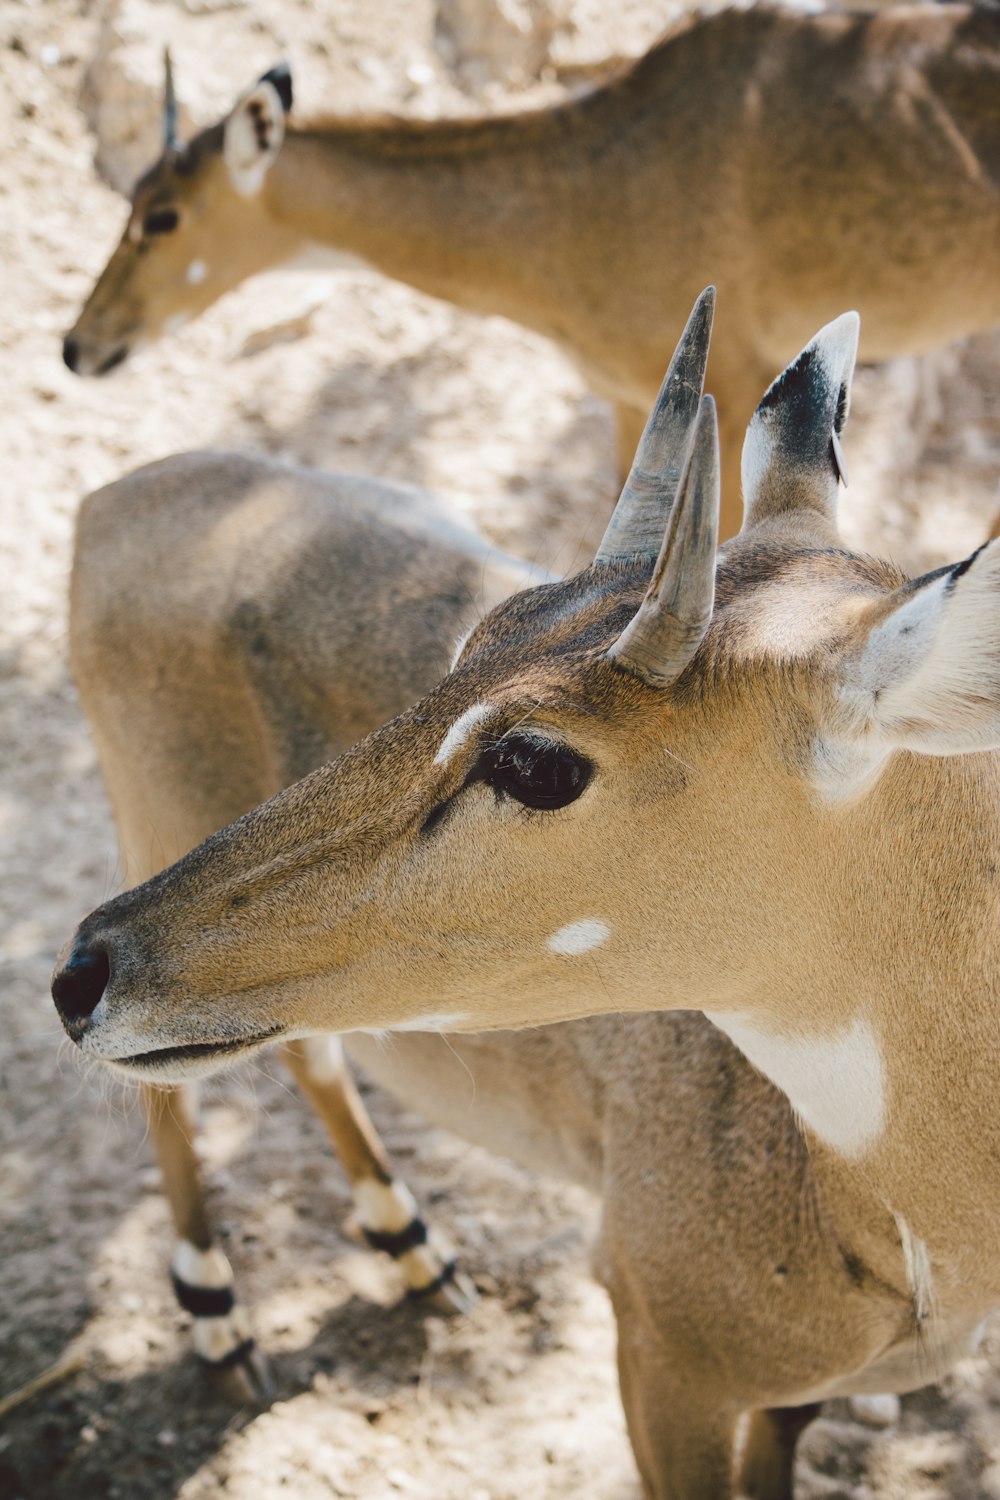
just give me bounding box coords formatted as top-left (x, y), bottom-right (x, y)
top-left (61, 462), bottom-right (540, 1397)
top-left (55, 291), bottom-right (1000, 1495)
top-left (64, 2), bottom-right (1000, 537)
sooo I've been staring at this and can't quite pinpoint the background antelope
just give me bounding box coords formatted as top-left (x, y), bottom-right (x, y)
top-left (64, 2), bottom-right (1000, 537)
top-left (54, 294), bottom-right (1000, 1495)
top-left (59, 455), bottom-right (543, 1398)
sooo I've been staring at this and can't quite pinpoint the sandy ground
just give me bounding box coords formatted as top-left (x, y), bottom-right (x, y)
top-left (3, 1), bottom-right (1000, 1496)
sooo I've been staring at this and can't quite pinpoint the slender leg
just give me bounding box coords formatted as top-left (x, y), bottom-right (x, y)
top-left (612, 1301), bottom-right (738, 1498)
top-left (143, 1083), bottom-right (272, 1400)
top-left (738, 1405), bottom-right (821, 1500)
top-left (281, 1037), bottom-right (475, 1312)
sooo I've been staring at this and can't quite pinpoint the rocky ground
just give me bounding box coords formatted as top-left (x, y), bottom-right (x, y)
top-left (2, 1), bottom-right (1000, 1496)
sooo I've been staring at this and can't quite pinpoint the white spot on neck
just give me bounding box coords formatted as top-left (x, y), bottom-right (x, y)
top-left (434, 702), bottom-right (492, 767)
top-left (547, 918), bottom-right (611, 956)
top-left (186, 258), bottom-right (208, 285)
top-left (164, 311), bottom-right (190, 337)
top-left (705, 1011), bottom-right (886, 1159)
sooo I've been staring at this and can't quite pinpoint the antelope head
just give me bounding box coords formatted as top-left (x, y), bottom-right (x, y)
top-left (63, 58), bottom-right (296, 375)
top-left (53, 291), bottom-right (1000, 1102)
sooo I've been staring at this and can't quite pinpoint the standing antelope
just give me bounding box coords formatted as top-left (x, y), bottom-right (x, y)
top-left (64, 3), bottom-right (1000, 538)
top-left (64, 460), bottom-right (543, 1398)
top-left (54, 291), bottom-right (1000, 1495)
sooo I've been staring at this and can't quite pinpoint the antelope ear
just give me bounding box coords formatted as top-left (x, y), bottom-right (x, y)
top-left (742, 312), bottom-right (859, 531)
top-left (259, 62), bottom-right (293, 114)
top-left (821, 541), bottom-right (1000, 791)
top-left (223, 70), bottom-right (290, 197)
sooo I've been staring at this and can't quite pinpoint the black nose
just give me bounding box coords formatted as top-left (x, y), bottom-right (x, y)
top-left (62, 335), bottom-right (80, 372)
top-left (52, 944), bottom-right (111, 1035)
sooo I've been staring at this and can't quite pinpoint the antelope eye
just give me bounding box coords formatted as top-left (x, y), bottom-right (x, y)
top-left (143, 207), bottom-right (179, 235)
top-left (480, 734), bottom-right (592, 811)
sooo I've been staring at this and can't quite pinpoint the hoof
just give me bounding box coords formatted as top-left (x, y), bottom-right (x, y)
top-left (409, 1259), bottom-right (479, 1316)
top-left (203, 1339), bottom-right (275, 1405)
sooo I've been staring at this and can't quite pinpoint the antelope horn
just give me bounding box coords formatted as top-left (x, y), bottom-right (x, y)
top-left (607, 395), bottom-right (720, 686)
top-left (594, 286), bottom-right (716, 564)
top-left (163, 48), bottom-right (179, 153)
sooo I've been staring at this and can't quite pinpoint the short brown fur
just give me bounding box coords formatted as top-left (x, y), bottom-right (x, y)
top-left (66, 3), bottom-right (1000, 536)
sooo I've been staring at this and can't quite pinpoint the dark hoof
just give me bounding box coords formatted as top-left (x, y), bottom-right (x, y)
top-left (202, 1339), bottom-right (275, 1405)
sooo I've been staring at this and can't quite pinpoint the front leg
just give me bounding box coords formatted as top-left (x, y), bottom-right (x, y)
top-left (281, 1038), bottom-right (475, 1312)
top-left (143, 1084), bottom-right (272, 1401)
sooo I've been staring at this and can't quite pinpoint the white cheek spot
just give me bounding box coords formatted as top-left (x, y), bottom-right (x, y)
top-left (164, 312), bottom-right (191, 337)
top-left (433, 702), bottom-right (493, 767)
top-left (392, 1012), bottom-right (468, 1031)
top-left (705, 1012), bottom-right (886, 1159)
top-left (547, 918), bottom-right (611, 956)
top-left (186, 258), bottom-right (208, 285)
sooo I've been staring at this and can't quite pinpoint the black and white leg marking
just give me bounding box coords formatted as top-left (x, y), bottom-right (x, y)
top-left (354, 1177), bottom-right (467, 1302)
top-left (170, 1239), bottom-right (255, 1368)
top-left (352, 1177), bottom-right (475, 1311)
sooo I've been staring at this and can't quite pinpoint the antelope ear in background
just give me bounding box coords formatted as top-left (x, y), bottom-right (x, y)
top-left (223, 67), bottom-right (292, 197)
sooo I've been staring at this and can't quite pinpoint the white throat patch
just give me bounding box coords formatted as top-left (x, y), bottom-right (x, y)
top-left (705, 1011), bottom-right (886, 1159)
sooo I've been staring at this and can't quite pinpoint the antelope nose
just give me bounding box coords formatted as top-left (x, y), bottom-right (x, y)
top-left (52, 942), bottom-right (111, 1037)
top-left (62, 335), bottom-right (80, 373)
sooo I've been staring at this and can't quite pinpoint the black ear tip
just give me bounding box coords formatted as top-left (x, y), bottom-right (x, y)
top-left (757, 344), bottom-right (816, 416)
top-left (260, 61), bottom-right (293, 114)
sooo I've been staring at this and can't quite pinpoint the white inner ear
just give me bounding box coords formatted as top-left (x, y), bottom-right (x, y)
top-left (817, 543), bottom-right (1000, 798)
top-left (223, 81), bottom-right (285, 198)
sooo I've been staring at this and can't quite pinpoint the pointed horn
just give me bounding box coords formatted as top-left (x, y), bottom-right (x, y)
top-left (594, 286), bottom-right (715, 565)
top-left (607, 396), bottom-right (720, 687)
top-left (163, 47), bottom-right (179, 153)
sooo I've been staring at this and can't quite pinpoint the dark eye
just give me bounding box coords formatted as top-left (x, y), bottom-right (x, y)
top-left (480, 734), bottom-right (592, 811)
top-left (143, 207), bottom-right (179, 235)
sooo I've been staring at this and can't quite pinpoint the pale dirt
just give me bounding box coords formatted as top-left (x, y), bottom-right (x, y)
top-left (3, 1), bottom-right (1000, 1497)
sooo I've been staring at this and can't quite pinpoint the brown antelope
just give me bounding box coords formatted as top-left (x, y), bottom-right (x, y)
top-left (53, 290), bottom-right (1000, 1495)
top-left (61, 458), bottom-right (544, 1398)
top-left (63, 3), bottom-right (1000, 538)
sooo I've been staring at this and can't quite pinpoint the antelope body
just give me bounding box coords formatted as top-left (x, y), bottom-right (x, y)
top-left (65, 3), bottom-right (1000, 536)
top-left (55, 294), bottom-right (1000, 1494)
top-left (67, 455), bottom-right (541, 1391)
top-left (62, 442), bottom-right (840, 1494)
